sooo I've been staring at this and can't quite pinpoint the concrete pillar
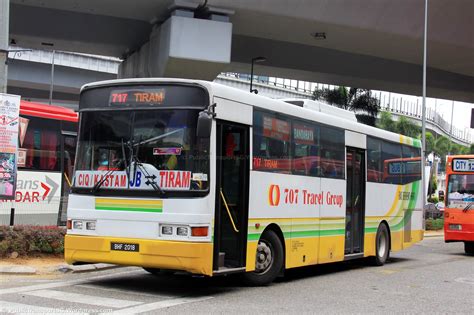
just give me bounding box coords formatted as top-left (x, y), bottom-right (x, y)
top-left (0, 0), bottom-right (9, 93)
top-left (120, 10), bottom-right (232, 80)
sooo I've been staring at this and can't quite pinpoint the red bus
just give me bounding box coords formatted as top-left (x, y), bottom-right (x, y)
top-left (445, 155), bottom-right (474, 255)
top-left (0, 100), bottom-right (78, 225)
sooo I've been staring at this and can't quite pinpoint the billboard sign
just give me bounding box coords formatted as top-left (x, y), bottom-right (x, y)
top-left (0, 93), bottom-right (21, 200)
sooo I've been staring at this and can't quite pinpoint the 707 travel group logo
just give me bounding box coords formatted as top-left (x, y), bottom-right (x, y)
top-left (268, 184), bottom-right (343, 208)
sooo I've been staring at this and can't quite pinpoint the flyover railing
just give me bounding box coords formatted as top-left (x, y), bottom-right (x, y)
top-left (219, 72), bottom-right (472, 145)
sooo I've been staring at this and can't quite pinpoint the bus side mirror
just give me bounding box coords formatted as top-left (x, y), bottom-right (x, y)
top-left (197, 110), bottom-right (213, 138)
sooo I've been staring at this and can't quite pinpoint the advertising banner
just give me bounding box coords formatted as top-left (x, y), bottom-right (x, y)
top-left (0, 93), bottom-right (21, 200)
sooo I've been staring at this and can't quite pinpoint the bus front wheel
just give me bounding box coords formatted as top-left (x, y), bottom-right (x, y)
top-left (243, 230), bottom-right (284, 286)
top-left (465, 242), bottom-right (474, 255)
top-left (371, 223), bottom-right (390, 266)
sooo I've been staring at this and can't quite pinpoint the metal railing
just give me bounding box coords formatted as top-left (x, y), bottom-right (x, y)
top-left (219, 72), bottom-right (472, 144)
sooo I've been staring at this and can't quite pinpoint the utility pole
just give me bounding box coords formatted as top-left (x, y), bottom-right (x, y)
top-left (421, 0), bottom-right (428, 207)
top-left (448, 100), bottom-right (454, 154)
top-left (0, 0), bottom-right (9, 93)
top-left (49, 50), bottom-right (55, 104)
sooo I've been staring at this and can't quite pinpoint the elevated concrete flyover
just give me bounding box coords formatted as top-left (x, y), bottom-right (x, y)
top-left (5, 0), bottom-right (474, 103)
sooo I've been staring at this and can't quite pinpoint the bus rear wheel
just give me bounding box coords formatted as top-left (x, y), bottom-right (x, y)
top-left (243, 230), bottom-right (284, 286)
top-left (371, 223), bottom-right (390, 266)
top-left (465, 242), bottom-right (474, 255)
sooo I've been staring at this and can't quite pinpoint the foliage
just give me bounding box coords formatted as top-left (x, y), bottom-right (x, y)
top-left (378, 111), bottom-right (397, 133)
top-left (396, 116), bottom-right (421, 138)
top-left (312, 86), bottom-right (380, 126)
top-left (425, 218), bottom-right (444, 230)
top-left (470, 143), bottom-right (474, 154)
top-left (0, 225), bottom-right (65, 257)
top-left (427, 195), bottom-right (439, 204)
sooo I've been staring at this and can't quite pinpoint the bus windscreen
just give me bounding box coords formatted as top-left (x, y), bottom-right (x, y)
top-left (73, 109), bottom-right (209, 194)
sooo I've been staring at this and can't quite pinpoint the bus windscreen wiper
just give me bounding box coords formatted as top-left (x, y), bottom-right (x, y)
top-left (128, 137), bottom-right (165, 195)
top-left (463, 202), bottom-right (474, 212)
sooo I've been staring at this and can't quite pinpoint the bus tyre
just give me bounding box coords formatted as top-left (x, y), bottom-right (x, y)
top-left (243, 230), bottom-right (284, 286)
top-left (465, 242), bottom-right (474, 255)
top-left (371, 224), bottom-right (390, 266)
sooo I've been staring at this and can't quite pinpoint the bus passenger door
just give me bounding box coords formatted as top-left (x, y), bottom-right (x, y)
top-left (214, 121), bottom-right (249, 272)
top-left (58, 132), bottom-right (77, 225)
top-left (345, 147), bottom-right (366, 256)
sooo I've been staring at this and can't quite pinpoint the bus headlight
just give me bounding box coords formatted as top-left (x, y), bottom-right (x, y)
top-left (161, 226), bottom-right (173, 235)
top-left (73, 220), bottom-right (83, 229)
top-left (86, 221), bottom-right (96, 230)
top-left (177, 226), bottom-right (189, 236)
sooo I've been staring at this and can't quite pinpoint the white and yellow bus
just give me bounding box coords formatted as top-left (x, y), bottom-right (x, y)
top-left (65, 79), bottom-right (423, 285)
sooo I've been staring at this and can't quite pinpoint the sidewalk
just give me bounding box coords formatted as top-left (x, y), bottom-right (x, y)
top-left (0, 256), bottom-right (120, 276)
top-left (424, 230), bottom-right (444, 238)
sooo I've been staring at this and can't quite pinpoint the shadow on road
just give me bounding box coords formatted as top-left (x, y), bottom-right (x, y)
top-left (83, 256), bottom-right (416, 297)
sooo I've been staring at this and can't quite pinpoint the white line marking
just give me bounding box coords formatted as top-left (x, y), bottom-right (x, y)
top-left (104, 296), bottom-right (214, 314)
top-left (0, 301), bottom-right (88, 315)
top-left (76, 284), bottom-right (173, 298)
top-left (24, 289), bottom-right (143, 308)
top-left (0, 269), bottom-right (142, 295)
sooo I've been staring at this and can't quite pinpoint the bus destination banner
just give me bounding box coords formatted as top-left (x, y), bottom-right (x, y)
top-left (0, 93), bottom-right (21, 200)
top-left (452, 159), bottom-right (474, 172)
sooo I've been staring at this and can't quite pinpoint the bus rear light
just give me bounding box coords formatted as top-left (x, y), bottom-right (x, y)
top-left (161, 226), bottom-right (173, 235)
top-left (67, 220), bottom-right (72, 230)
top-left (86, 221), bottom-right (96, 230)
top-left (177, 226), bottom-right (189, 236)
top-left (73, 220), bottom-right (83, 229)
top-left (191, 227), bottom-right (208, 237)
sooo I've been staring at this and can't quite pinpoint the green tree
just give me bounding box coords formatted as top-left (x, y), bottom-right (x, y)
top-left (312, 86), bottom-right (380, 126)
top-left (425, 132), bottom-right (435, 155)
top-left (396, 116), bottom-right (421, 138)
top-left (377, 111), bottom-right (397, 132)
top-left (470, 143), bottom-right (474, 154)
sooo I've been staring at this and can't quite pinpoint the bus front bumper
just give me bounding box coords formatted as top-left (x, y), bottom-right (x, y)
top-left (65, 235), bottom-right (213, 276)
top-left (444, 223), bottom-right (474, 242)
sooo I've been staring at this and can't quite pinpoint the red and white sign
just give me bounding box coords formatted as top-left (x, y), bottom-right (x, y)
top-left (0, 93), bottom-right (21, 200)
top-left (159, 171), bottom-right (191, 190)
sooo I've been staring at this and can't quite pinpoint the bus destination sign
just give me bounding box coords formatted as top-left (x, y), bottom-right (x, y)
top-left (452, 159), bottom-right (474, 172)
top-left (109, 89), bottom-right (166, 106)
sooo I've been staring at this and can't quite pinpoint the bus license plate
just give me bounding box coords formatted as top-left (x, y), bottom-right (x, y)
top-left (111, 242), bottom-right (139, 252)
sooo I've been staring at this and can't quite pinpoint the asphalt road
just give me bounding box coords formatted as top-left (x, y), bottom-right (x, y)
top-left (1, 237), bottom-right (473, 314)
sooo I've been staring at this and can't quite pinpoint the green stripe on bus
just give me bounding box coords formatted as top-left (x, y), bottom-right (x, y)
top-left (97, 204), bottom-right (161, 209)
top-left (96, 206), bottom-right (162, 213)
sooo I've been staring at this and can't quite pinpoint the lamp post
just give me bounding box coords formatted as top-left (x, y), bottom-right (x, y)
top-left (250, 56), bottom-right (266, 93)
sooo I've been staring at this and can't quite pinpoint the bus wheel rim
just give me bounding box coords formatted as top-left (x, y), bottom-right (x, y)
top-left (378, 232), bottom-right (387, 258)
top-left (255, 239), bottom-right (273, 274)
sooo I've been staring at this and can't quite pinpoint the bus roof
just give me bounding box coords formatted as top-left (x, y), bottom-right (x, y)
top-left (20, 100), bottom-right (78, 122)
top-left (80, 78), bottom-right (420, 147)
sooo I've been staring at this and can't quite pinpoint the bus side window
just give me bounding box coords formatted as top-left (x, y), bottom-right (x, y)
top-left (20, 117), bottom-right (60, 171)
top-left (320, 126), bottom-right (344, 179)
top-left (382, 141), bottom-right (402, 185)
top-left (401, 145), bottom-right (421, 185)
top-left (367, 137), bottom-right (382, 183)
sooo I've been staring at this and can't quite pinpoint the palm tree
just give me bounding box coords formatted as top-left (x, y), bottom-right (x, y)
top-left (312, 86), bottom-right (380, 126)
